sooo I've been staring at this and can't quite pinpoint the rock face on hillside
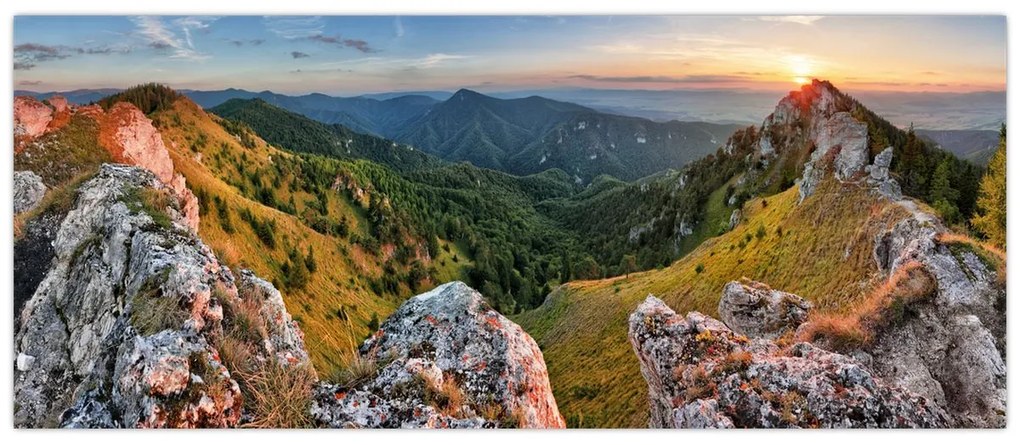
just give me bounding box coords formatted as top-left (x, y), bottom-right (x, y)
top-left (312, 281), bottom-right (565, 428)
top-left (14, 96), bottom-right (54, 151)
top-left (718, 280), bottom-right (811, 339)
top-left (628, 296), bottom-right (949, 428)
top-left (14, 170), bottom-right (48, 214)
top-left (865, 212), bottom-right (1006, 427)
top-left (13, 164), bottom-right (304, 428)
top-left (99, 103), bottom-right (200, 231)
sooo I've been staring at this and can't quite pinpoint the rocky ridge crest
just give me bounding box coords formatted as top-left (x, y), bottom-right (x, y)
top-left (14, 164), bottom-right (307, 428)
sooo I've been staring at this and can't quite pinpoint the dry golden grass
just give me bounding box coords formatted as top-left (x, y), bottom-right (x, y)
top-left (797, 260), bottom-right (936, 351)
top-left (515, 178), bottom-right (914, 427)
top-left (233, 361), bottom-right (316, 428)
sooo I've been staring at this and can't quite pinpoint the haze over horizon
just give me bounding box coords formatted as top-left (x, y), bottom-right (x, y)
top-left (14, 15), bottom-right (1006, 96)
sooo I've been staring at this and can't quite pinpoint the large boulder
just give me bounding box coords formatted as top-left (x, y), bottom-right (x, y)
top-left (628, 296), bottom-right (949, 428)
top-left (312, 281), bottom-right (564, 428)
top-left (14, 164), bottom-right (306, 428)
top-left (14, 170), bottom-right (48, 214)
top-left (717, 280), bottom-right (811, 339)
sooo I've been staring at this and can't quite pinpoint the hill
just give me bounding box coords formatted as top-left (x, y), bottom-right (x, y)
top-left (917, 128), bottom-right (1000, 166)
top-left (209, 98), bottom-right (441, 172)
top-left (187, 89), bottom-right (440, 137)
top-left (514, 79), bottom-right (998, 427)
top-left (394, 88), bottom-right (741, 182)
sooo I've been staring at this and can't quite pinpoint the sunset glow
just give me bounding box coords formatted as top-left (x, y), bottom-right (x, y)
top-left (13, 15), bottom-right (1006, 95)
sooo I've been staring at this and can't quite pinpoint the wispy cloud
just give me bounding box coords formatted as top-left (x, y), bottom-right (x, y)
top-left (568, 74), bottom-right (751, 84)
top-left (291, 51), bottom-right (310, 59)
top-left (413, 53), bottom-right (468, 69)
top-left (227, 38), bottom-right (265, 47)
top-left (756, 16), bottom-right (824, 25)
top-left (18, 80), bottom-right (43, 86)
top-left (308, 34), bottom-right (374, 53)
top-left (132, 16), bottom-right (216, 60)
top-left (264, 16), bottom-right (323, 39)
top-left (14, 42), bottom-right (127, 70)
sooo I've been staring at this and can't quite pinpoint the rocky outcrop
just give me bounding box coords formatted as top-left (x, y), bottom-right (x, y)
top-left (717, 280), bottom-right (811, 339)
top-left (235, 270), bottom-right (312, 369)
top-left (14, 96), bottom-right (54, 151)
top-left (864, 211), bottom-right (1006, 427)
top-left (727, 209), bottom-right (741, 230)
top-left (14, 170), bottom-right (48, 214)
top-left (98, 102), bottom-right (200, 231)
top-left (628, 296), bottom-right (949, 428)
top-left (13, 164), bottom-right (304, 428)
top-left (13, 96), bottom-right (200, 231)
top-left (865, 146), bottom-right (903, 200)
top-left (312, 281), bottom-right (564, 429)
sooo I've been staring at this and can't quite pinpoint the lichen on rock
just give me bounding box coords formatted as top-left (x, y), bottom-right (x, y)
top-left (312, 281), bottom-right (565, 429)
top-left (14, 164), bottom-right (306, 428)
top-left (629, 295), bottom-right (950, 428)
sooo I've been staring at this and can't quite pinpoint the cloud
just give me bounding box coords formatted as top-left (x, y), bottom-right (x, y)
top-left (132, 16), bottom-right (214, 60)
top-left (14, 42), bottom-right (126, 70)
top-left (291, 51), bottom-right (310, 59)
top-left (264, 16), bottom-right (323, 39)
top-left (412, 53), bottom-right (468, 69)
top-left (568, 74), bottom-right (751, 84)
top-left (308, 34), bottom-right (375, 53)
top-left (756, 16), bottom-right (824, 25)
top-left (227, 38), bottom-right (266, 47)
top-left (19, 80), bottom-right (43, 86)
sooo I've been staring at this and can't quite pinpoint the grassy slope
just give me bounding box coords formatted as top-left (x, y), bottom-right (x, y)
top-left (514, 178), bottom-right (913, 427)
top-left (153, 98), bottom-right (455, 377)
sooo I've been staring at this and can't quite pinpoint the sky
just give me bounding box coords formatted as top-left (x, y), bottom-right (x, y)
top-left (12, 15), bottom-right (1007, 95)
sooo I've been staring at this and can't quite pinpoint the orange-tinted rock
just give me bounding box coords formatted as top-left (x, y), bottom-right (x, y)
top-left (98, 102), bottom-right (200, 231)
top-left (45, 95), bottom-right (73, 132)
top-left (14, 96), bottom-right (53, 152)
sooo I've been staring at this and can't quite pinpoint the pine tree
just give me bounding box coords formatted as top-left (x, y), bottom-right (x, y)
top-left (929, 157), bottom-right (961, 224)
top-left (972, 125), bottom-right (1007, 248)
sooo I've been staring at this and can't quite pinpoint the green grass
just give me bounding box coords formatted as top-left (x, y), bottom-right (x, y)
top-left (514, 179), bottom-right (914, 427)
top-left (432, 239), bottom-right (473, 283)
top-left (673, 175), bottom-right (742, 256)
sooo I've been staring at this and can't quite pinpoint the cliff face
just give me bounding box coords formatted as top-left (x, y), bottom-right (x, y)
top-left (312, 282), bottom-right (565, 428)
top-left (14, 165), bottom-right (308, 428)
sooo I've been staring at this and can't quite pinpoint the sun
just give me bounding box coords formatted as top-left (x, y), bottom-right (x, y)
top-left (787, 55), bottom-right (814, 85)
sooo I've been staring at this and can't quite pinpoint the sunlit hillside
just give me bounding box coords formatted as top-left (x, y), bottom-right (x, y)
top-left (515, 177), bottom-right (923, 427)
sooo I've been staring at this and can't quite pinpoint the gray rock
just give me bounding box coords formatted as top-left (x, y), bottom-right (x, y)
top-left (629, 296), bottom-right (950, 428)
top-left (717, 280), bottom-right (811, 339)
top-left (14, 170), bottom-right (47, 214)
top-left (866, 211), bottom-right (1006, 427)
top-left (14, 164), bottom-right (303, 428)
top-left (727, 209), bottom-right (741, 230)
top-left (311, 281), bottom-right (565, 428)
